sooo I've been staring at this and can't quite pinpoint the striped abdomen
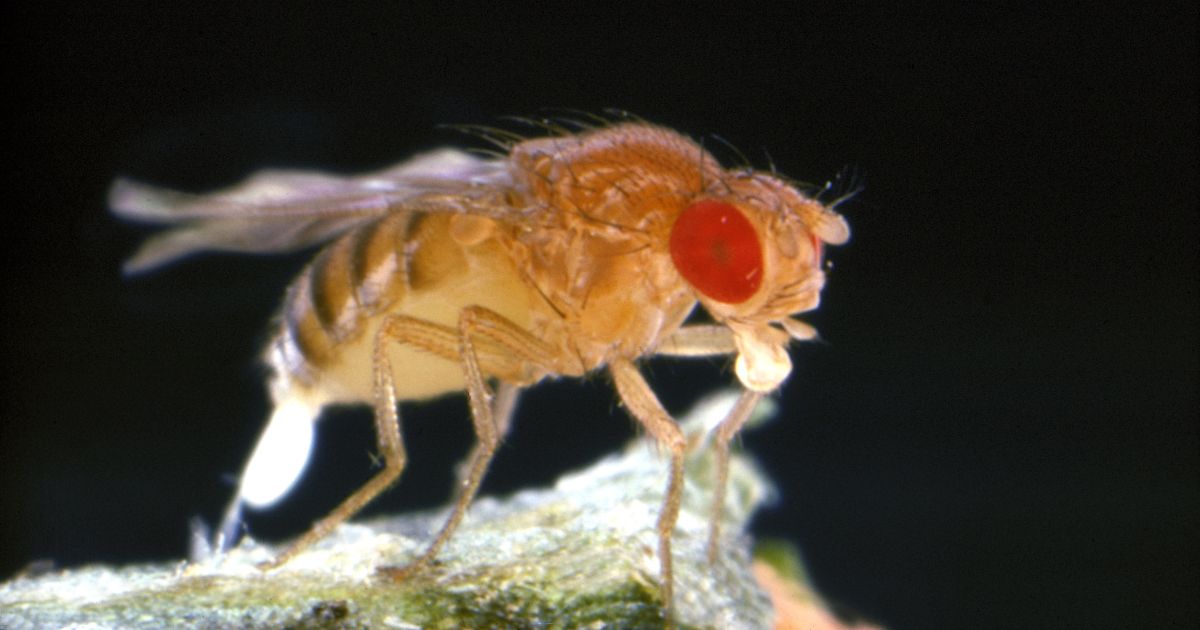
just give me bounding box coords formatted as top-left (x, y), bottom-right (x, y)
top-left (266, 212), bottom-right (537, 405)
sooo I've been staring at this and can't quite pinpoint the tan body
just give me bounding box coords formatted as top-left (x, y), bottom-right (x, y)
top-left (110, 121), bottom-right (850, 621)
top-left (272, 211), bottom-right (541, 406)
top-left (275, 127), bottom-right (716, 408)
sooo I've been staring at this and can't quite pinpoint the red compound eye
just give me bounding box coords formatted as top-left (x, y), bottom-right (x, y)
top-left (669, 200), bottom-right (763, 303)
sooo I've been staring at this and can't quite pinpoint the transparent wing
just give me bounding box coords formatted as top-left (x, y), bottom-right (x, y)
top-left (110, 149), bottom-right (513, 275)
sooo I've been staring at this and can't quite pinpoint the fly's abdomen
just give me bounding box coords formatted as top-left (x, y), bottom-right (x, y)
top-left (267, 212), bottom-right (537, 405)
top-left (269, 211), bottom-right (415, 394)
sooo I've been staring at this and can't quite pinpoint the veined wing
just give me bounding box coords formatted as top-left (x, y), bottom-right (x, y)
top-left (110, 149), bottom-right (513, 275)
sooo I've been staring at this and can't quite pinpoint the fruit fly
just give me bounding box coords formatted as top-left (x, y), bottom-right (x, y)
top-left (110, 118), bottom-right (850, 613)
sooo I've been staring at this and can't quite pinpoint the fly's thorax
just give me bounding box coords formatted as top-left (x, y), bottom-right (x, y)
top-left (509, 123), bottom-right (725, 231)
top-left (508, 214), bottom-right (695, 372)
top-left (498, 124), bottom-right (735, 368)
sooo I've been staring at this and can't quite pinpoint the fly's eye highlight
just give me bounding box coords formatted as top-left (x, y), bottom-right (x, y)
top-left (669, 200), bottom-right (763, 304)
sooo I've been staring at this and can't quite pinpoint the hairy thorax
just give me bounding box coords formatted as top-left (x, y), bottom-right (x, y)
top-left (503, 127), bottom-right (711, 372)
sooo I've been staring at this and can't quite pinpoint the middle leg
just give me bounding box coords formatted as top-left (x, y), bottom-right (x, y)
top-left (381, 306), bottom-right (567, 578)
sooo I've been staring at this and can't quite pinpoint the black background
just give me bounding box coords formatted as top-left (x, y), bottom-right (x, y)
top-left (3, 5), bottom-right (1195, 629)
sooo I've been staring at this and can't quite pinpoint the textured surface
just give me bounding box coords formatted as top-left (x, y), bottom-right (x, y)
top-left (1, 392), bottom-right (781, 629)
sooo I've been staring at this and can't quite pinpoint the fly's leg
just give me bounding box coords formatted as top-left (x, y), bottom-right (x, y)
top-left (381, 306), bottom-right (567, 579)
top-left (608, 358), bottom-right (687, 618)
top-left (261, 316), bottom-right (413, 568)
top-left (263, 312), bottom-right (532, 569)
top-left (453, 381), bottom-right (521, 487)
top-left (387, 306), bottom-right (498, 576)
top-left (656, 324), bottom-right (737, 358)
top-left (655, 325), bottom-right (761, 562)
top-left (489, 381), bottom-right (521, 445)
top-left (705, 390), bottom-right (761, 562)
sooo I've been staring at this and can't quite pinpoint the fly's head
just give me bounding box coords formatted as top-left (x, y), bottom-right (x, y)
top-left (668, 173), bottom-right (850, 392)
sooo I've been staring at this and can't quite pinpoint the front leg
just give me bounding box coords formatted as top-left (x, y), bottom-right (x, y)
top-left (655, 325), bottom-right (768, 563)
top-left (704, 390), bottom-right (761, 563)
top-left (655, 324), bottom-right (737, 358)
